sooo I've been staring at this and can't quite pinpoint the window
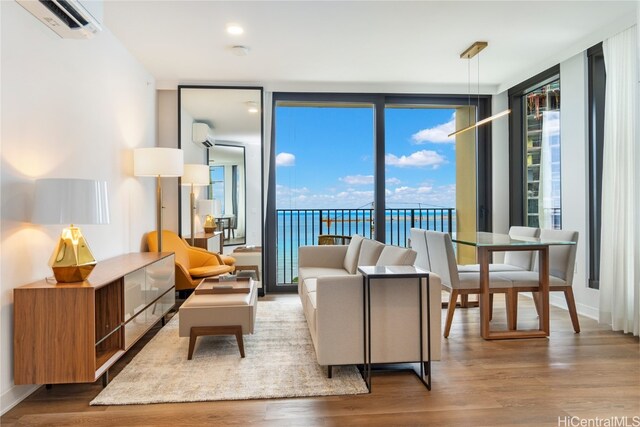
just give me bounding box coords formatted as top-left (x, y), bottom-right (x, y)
top-left (588, 43), bottom-right (605, 289)
top-left (508, 66), bottom-right (561, 229)
top-left (267, 92), bottom-right (492, 291)
top-left (210, 165), bottom-right (225, 214)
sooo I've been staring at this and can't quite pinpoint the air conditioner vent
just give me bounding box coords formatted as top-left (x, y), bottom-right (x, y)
top-left (41, 0), bottom-right (87, 28)
top-left (17, 0), bottom-right (102, 39)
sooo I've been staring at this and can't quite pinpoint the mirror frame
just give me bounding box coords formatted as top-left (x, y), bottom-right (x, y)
top-left (177, 85), bottom-right (264, 254)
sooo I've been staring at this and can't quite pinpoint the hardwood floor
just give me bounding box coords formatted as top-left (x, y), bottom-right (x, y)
top-left (3, 294), bottom-right (639, 426)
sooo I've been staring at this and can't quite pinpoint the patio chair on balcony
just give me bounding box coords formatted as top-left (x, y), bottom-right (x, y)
top-left (318, 234), bottom-right (352, 245)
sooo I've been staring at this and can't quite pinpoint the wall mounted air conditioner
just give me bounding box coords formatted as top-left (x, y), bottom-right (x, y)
top-left (192, 123), bottom-right (215, 148)
top-left (16, 0), bottom-right (102, 39)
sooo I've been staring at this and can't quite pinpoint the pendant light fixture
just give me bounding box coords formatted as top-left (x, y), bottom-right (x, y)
top-left (448, 41), bottom-right (511, 138)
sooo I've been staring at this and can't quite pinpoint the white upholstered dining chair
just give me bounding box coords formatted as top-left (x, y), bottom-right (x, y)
top-left (424, 230), bottom-right (516, 337)
top-left (410, 228), bottom-right (431, 271)
top-left (457, 226), bottom-right (540, 273)
top-left (498, 229), bottom-right (580, 333)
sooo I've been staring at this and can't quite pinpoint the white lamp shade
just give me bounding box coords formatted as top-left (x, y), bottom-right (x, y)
top-left (213, 199), bottom-right (222, 216)
top-left (197, 199), bottom-right (214, 215)
top-left (33, 179), bottom-right (110, 225)
top-left (133, 148), bottom-right (183, 177)
top-left (182, 164), bottom-right (210, 186)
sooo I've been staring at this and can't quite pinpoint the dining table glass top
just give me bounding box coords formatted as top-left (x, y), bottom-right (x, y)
top-left (451, 231), bottom-right (576, 247)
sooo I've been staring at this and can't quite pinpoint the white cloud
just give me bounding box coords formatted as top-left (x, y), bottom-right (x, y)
top-left (276, 152), bottom-right (295, 166)
top-left (386, 177), bottom-right (401, 185)
top-left (385, 150), bottom-right (446, 168)
top-left (385, 184), bottom-right (455, 208)
top-left (411, 114), bottom-right (456, 144)
top-left (340, 174), bottom-right (374, 185)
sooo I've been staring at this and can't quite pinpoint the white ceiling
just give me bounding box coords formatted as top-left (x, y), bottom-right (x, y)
top-left (104, 1), bottom-right (636, 94)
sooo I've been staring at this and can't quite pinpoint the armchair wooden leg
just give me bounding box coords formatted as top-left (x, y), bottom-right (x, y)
top-left (444, 290), bottom-right (459, 338)
top-left (563, 287), bottom-right (581, 333)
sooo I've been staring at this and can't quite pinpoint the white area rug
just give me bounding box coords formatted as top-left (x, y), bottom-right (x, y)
top-left (91, 298), bottom-right (367, 405)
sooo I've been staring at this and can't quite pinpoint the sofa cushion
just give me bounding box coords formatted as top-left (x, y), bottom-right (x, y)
top-left (298, 267), bottom-right (350, 284)
top-left (358, 239), bottom-right (385, 266)
top-left (343, 234), bottom-right (364, 274)
top-left (304, 278), bottom-right (317, 293)
top-left (376, 246), bottom-right (417, 266)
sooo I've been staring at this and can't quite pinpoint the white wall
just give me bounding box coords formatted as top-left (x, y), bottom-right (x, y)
top-left (157, 90), bottom-right (179, 233)
top-left (0, 1), bottom-right (157, 414)
top-left (557, 52), bottom-right (599, 318)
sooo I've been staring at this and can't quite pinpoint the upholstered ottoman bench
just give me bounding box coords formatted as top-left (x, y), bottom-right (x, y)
top-left (178, 279), bottom-right (258, 359)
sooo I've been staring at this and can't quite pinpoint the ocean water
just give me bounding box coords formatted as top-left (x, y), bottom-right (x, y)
top-left (276, 209), bottom-right (455, 284)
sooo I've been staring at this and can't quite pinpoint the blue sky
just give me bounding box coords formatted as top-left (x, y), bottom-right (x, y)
top-left (275, 105), bottom-right (456, 209)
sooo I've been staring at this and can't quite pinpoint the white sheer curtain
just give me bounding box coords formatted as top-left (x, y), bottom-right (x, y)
top-left (599, 25), bottom-right (639, 336)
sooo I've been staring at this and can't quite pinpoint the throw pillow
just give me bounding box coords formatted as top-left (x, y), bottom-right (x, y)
top-left (343, 234), bottom-right (364, 274)
top-left (376, 246), bottom-right (417, 266)
top-left (358, 239), bottom-right (385, 267)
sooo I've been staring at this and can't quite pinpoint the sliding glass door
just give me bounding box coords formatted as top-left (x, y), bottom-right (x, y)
top-left (274, 101), bottom-right (375, 287)
top-left (267, 93), bottom-right (491, 292)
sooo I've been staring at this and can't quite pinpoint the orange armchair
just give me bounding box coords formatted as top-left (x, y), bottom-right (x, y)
top-left (147, 230), bottom-right (234, 291)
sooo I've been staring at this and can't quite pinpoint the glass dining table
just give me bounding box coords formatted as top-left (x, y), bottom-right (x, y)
top-left (451, 231), bottom-right (576, 340)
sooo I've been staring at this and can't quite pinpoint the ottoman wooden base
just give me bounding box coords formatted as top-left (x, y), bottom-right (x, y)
top-left (188, 325), bottom-right (244, 359)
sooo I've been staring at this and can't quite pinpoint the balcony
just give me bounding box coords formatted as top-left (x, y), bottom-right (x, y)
top-left (276, 208), bottom-right (455, 285)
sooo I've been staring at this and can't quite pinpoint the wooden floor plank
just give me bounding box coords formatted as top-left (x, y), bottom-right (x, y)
top-left (2, 294), bottom-right (638, 426)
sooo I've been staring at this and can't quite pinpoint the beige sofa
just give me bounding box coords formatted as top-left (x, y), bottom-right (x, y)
top-left (298, 235), bottom-right (442, 374)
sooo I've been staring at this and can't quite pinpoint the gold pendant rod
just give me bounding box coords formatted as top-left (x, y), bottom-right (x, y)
top-left (447, 109), bottom-right (511, 138)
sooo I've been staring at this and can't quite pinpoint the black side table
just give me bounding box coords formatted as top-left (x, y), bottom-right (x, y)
top-left (357, 265), bottom-right (432, 391)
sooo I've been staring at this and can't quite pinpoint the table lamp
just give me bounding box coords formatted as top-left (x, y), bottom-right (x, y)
top-left (182, 164), bottom-right (210, 245)
top-left (134, 147), bottom-right (183, 252)
top-left (32, 178), bottom-right (110, 283)
top-left (198, 199), bottom-right (216, 233)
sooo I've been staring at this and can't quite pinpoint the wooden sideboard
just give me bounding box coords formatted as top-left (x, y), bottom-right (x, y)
top-left (190, 231), bottom-right (224, 254)
top-left (13, 252), bottom-right (175, 385)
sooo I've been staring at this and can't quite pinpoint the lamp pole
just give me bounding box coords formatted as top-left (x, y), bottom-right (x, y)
top-left (156, 175), bottom-right (163, 252)
top-left (190, 183), bottom-right (196, 246)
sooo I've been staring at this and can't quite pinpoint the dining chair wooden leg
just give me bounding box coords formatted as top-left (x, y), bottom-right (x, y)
top-left (460, 294), bottom-right (469, 308)
top-left (489, 293), bottom-right (494, 321)
top-left (563, 287), bottom-right (581, 333)
top-left (506, 290), bottom-right (518, 330)
top-left (532, 291), bottom-right (541, 317)
top-left (444, 290), bottom-right (459, 338)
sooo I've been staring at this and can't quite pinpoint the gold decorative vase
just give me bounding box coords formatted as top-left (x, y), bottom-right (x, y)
top-left (50, 226), bottom-right (97, 283)
top-left (203, 215), bottom-right (216, 233)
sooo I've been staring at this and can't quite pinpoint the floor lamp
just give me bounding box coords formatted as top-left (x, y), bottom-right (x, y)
top-left (181, 164), bottom-right (210, 246)
top-left (134, 147), bottom-right (183, 252)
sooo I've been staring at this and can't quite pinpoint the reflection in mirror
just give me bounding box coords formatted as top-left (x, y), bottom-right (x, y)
top-left (178, 86), bottom-right (262, 250)
top-left (209, 144), bottom-right (245, 244)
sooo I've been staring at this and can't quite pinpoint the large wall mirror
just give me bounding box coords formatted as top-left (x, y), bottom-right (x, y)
top-left (178, 86), bottom-right (263, 250)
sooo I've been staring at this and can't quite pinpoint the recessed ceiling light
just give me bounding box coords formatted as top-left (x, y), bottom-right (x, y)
top-left (226, 23), bottom-right (244, 35)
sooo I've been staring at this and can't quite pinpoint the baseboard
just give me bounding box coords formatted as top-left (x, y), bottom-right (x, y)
top-left (550, 294), bottom-right (598, 320)
top-left (1, 384), bottom-right (39, 416)
top-left (521, 292), bottom-right (599, 321)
